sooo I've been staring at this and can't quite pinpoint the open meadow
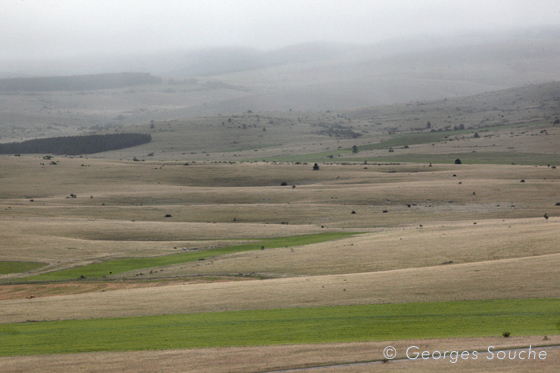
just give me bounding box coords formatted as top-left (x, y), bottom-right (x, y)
top-left (1, 149), bottom-right (559, 371)
top-left (0, 82), bottom-right (559, 371)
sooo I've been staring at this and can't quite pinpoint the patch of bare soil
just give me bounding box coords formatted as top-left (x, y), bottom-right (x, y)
top-left (0, 276), bottom-right (253, 301)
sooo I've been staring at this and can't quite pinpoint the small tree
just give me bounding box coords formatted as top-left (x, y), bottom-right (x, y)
top-left (312, 163), bottom-right (320, 171)
top-left (352, 145), bottom-right (359, 153)
top-left (426, 121), bottom-right (431, 129)
top-left (474, 132), bottom-right (480, 138)
top-left (455, 159), bottom-right (462, 164)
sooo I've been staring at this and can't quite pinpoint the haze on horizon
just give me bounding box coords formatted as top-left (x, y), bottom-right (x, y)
top-left (2, 0), bottom-right (559, 63)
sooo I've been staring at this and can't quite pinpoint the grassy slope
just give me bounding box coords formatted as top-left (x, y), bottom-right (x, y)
top-left (0, 262), bottom-right (47, 275)
top-left (19, 232), bottom-right (357, 282)
top-left (0, 298), bottom-right (558, 356)
top-left (251, 122), bottom-right (559, 164)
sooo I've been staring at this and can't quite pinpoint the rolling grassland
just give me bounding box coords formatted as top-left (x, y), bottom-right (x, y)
top-left (0, 155), bottom-right (558, 372)
top-left (1, 83), bottom-right (559, 371)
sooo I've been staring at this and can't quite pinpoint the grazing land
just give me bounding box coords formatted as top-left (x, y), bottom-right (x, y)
top-left (0, 81), bottom-right (559, 371)
top-left (0, 261), bottom-right (47, 275)
top-left (0, 298), bottom-right (558, 356)
top-left (20, 232), bottom-right (357, 282)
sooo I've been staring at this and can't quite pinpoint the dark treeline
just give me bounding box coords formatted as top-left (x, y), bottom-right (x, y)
top-left (0, 133), bottom-right (151, 155)
top-left (0, 72), bottom-right (162, 92)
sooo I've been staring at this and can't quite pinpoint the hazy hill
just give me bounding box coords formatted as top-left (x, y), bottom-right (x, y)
top-left (1, 27), bottom-right (560, 144)
top-left (0, 72), bottom-right (161, 92)
top-left (204, 31), bottom-right (560, 112)
top-left (87, 81), bottom-right (560, 164)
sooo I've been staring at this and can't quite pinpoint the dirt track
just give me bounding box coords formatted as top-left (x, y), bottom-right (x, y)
top-left (0, 277), bottom-right (252, 301)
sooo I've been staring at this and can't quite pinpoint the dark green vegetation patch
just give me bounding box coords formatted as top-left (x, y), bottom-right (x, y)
top-left (0, 298), bottom-right (557, 356)
top-left (0, 261), bottom-right (47, 275)
top-left (0, 133), bottom-right (151, 155)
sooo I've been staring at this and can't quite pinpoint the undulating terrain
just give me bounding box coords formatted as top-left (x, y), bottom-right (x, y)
top-left (1, 32), bottom-right (560, 372)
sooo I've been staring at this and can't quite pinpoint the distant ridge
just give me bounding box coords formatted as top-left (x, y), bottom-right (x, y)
top-left (0, 72), bottom-right (162, 92)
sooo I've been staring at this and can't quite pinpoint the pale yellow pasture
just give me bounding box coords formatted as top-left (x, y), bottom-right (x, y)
top-left (1, 155), bottom-right (559, 372)
top-left (0, 336), bottom-right (556, 373)
top-left (2, 250), bottom-right (559, 323)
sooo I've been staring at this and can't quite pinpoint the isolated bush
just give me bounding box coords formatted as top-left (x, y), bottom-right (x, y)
top-left (455, 159), bottom-right (462, 164)
top-left (352, 145), bottom-right (359, 153)
top-left (312, 163), bottom-right (320, 171)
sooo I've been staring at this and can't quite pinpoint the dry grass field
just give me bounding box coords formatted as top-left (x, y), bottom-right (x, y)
top-left (0, 336), bottom-right (557, 372)
top-left (1, 157), bottom-right (558, 278)
top-left (1, 82), bottom-right (559, 371)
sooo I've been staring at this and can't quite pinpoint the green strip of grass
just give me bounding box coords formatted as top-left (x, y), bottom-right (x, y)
top-left (0, 298), bottom-right (558, 356)
top-left (247, 130), bottom-right (476, 163)
top-left (0, 261), bottom-right (47, 275)
top-left (249, 122), bottom-right (550, 164)
top-left (19, 232), bottom-right (357, 282)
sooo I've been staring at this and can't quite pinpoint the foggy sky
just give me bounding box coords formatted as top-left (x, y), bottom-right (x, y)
top-left (2, 0), bottom-right (560, 61)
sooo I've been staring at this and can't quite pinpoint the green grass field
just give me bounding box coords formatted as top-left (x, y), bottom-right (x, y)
top-left (16, 232), bottom-right (358, 282)
top-left (1, 298), bottom-right (558, 356)
top-left (251, 121), bottom-right (554, 164)
top-left (0, 262), bottom-right (47, 275)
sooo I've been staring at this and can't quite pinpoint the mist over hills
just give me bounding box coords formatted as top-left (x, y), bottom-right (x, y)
top-left (4, 27), bottom-right (559, 79)
top-left (9, 28), bottom-right (557, 112)
top-left (1, 27), bottom-right (560, 144)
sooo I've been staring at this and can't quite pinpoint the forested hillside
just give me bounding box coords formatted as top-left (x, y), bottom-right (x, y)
top-left (0, 133), bottom-right (151, 155)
